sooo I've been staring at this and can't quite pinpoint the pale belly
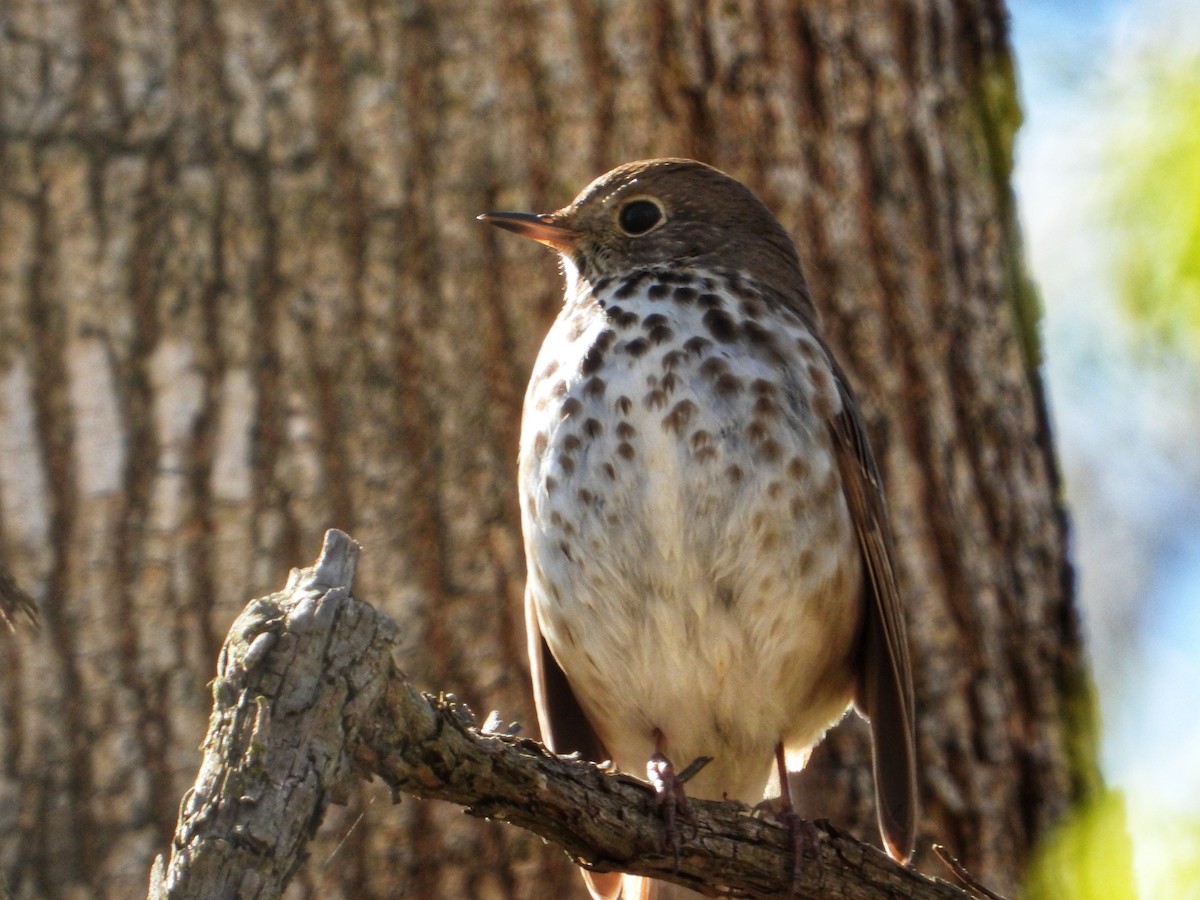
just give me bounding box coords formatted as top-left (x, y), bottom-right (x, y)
top-left (521, 273), bottom-right (862, 802)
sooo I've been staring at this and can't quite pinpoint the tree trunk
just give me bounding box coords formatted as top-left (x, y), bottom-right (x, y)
top-left (0, 1), bottom-right (1095, 898)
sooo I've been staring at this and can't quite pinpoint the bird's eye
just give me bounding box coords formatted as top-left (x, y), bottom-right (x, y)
top-left (617, 199), bottom-right (664, 236)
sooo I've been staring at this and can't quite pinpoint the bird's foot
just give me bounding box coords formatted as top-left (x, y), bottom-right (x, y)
top-left (645, 749), bottom-right (710, 865)
top-left (771, 742), bottom-right (823, 898)
top-left (778, 806), bottom-right (822, 897)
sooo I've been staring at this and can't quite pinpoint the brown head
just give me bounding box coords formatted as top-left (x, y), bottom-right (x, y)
top-left (480, 158), bottom-right (813, 316)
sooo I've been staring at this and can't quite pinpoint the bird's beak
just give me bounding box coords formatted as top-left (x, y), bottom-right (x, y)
top-left (477, 211), bottom-right (580, 253)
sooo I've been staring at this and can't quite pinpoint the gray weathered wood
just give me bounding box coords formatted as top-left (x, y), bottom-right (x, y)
top-left (150, 529), bottom-right (976, 900)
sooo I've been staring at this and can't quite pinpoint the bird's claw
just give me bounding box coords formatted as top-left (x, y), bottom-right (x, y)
top-left (646, 752), bottom-right (705, 864)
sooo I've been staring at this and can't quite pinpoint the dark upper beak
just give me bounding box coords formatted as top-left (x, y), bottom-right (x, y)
top-left (477, 211), bottom-right (580, 253)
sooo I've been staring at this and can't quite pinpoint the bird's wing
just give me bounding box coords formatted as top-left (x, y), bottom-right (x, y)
top-left (526, 588), bottom-right (609, 763)
top-left (526, 591), bottom-right (621, 899)
top-left (827, 361), bottom-right (919, 863)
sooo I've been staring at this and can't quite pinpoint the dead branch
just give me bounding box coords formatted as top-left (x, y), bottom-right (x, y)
top-left (148, 529), bottom-right (968, 899)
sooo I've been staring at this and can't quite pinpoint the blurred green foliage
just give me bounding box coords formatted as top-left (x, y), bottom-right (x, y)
top-left (1025, 790), bottom-right (1137, 900)
top-left (1024, 788), bottom-right (1200, 899)
top-left (1108, 57), bottom-right (1200, 358)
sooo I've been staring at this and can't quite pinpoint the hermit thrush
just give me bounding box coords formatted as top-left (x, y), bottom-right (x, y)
top-left (481, 159), bottom-right (917, 899)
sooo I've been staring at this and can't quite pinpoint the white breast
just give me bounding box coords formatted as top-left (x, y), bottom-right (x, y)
top-left (520, 266), bottom-right (862, 802)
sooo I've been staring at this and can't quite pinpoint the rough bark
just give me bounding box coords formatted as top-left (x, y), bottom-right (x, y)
top-left (0, 1), bottom-right (1093, 898)
top-left (150, 528), bottom-right (974, 900)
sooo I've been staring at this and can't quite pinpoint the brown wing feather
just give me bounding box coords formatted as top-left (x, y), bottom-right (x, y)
top-left (525, 589), bottom-right (609, 763)
top-left (827, 362), bottom-right (919, 863)
top-left (526, 592), bottom-right (618, 899)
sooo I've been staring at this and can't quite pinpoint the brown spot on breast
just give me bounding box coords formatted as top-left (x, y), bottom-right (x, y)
top-left (662, 349), bottom-right (685, 370)
top-left (603, 463), bottom-right (617, 480)
top-left (813, 469), bottom-right (840, 507)
top-left (540, 359), bottom-right (560, 381)
top-left (673, 286), bottom-right (698, 304)
top-left (740, 299), bottom-right (765, 319)
top-left (560, 455), bottom-right (576, 475)
top-left (787, 456), bottom-right (810, 481)
top-left (614, 272), bottom-right (649, 299)
top-left (795, 338), bottom-right (821, 364)
top-left (805, 362), bottom-right (839, 418)
top-left (616, 422), bottom-right (636, 440)
top-left (584, 376), bottom-right (606, 398)
top-left (703, 308), bottom-right (738, 342)
top-left (663, 399), bottom-right (697, 434)
top-left (753, 395), bottom-right (782, 419)
top-left (551, 380), bottom-right (568, 398)
top-left (691, 430), bottom-right (718, 463)
top-left (716, 583), bottom-right (735, 609)
top-left (660, 372), bottom-right (680, 393)
top-left (805, 362), bottom-right (830, 389)
top-left (566, 315), bottom-right (588, 341)
top-left (767, 481), bottom-right (784, 500)
top-left (697, 292), bottom-right (722, 308)
top-left (561, 434), bottom-right (582, 452)
top-left (726, 464), bottom-right (744, 483)
top-left (742, 320), bottom-right (774, 346)
top-left (583, 418), bottom-right (603, 437)
top-left (714, 372), bottom-right (743, 396)
top-left (648, 282), bottom-right (670, 300)
top-left (561, 397), bottom-right (582, 418)
top-left (577, 488), bottom-right (594, 504)
top-left (617, 442), bottom-right (636, 460)
top-left (559, 540), bottom-right (574, 561)
top-left (623, 337), bottom-right (651, 357)
top-left (751, 378), bottom-right (779, 396)
top-left (533, 432), bottom-right (548, 458)
top-left (617, 310), bottom-right (640, 328)
top-left (746, 421), bottom-right (769, 443)
top-left (546, 476), bottom-right (558, 494)
top-left (812, 392), bottom-right (837, 420)
top-left (642, 313), bottom-right (668, 330)
top-left (699, 356), bottom-right (728, 379)
top-left (644, 389), bottom-right (668, 410)
top-left (647, 324), bottom-right (673, 345)
top-left (615, 395), bottom-right (633, 415)
top-left (683, 335), bottom-right (712, 356)
top-left (756, 438), bottom-right (784, 463)
top-left (581, 334), bottom-right (610, 375)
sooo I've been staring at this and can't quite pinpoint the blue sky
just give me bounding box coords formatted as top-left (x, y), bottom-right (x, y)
top-left (1008, 0), bottom-right (1200, 885)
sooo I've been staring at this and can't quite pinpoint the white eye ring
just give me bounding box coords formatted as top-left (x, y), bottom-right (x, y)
top-left (617, 197), bottom-right (666, 236)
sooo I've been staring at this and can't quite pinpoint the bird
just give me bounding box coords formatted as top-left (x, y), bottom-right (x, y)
top-left (480, 158), bottom-right (917, 899)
